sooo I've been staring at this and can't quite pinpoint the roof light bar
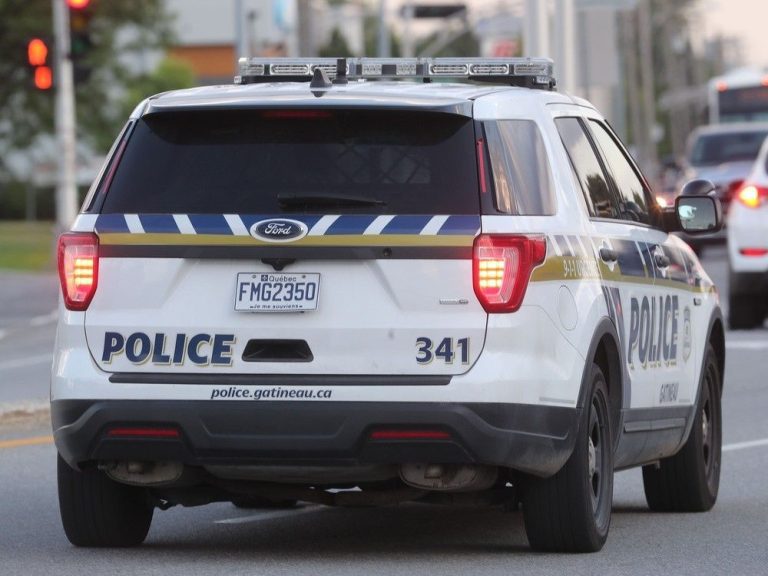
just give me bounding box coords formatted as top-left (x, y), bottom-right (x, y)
top-left (235, 57), bottom-right (556, 90)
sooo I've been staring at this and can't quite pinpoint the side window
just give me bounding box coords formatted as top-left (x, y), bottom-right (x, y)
top-left (555, 117), bottom-right (619, 219)
top-left (484, 120), bottom-right (556, 215)
top-left (588, 120), bottom-right (652, 225)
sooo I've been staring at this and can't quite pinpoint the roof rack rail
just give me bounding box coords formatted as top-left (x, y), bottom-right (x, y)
top-left (234, 57), bottom-right (557, 91)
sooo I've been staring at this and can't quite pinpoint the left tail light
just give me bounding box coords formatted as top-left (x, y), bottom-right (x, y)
top-left (57, 232), bottom-right (99, 311)
top-left (736, 184), bottom-right (768, 208)
top-left (473, 234), bottom-right (546, 313)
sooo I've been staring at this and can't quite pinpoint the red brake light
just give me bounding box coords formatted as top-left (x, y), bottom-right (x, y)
top-left (107, 427), bottom-right (180, 438)
top-left (473, 234), bottom-right (546, 313)
top-left (736, 184), bottom-right (768, 208)
top-left (57, 232), bottom-right (99, 311)
top-left (262, 110), bottom-right (332, 119)
top-left (739, 248), bottom-right (768, 257)
top-left (370, 429), bottom-right (451, 440)
top-left (476, 138), bottom-right (488, 194)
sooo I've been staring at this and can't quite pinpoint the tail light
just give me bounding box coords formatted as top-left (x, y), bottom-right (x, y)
top-left (473, 234), bottom-right (546, 313)
top-left (736, 184), bottom-right (768, 208)
top-left (57, 232), bottom-right (99, 311)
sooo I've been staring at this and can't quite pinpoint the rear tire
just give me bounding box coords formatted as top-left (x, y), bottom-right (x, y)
top-left (522, 364), bottom-right (613, 553)
top-left (642, 344), bottom-right (722, 512)
top-left (57, 455), bottom-right (154, 547)
top-left (728, 272), bottom-right (765, 330)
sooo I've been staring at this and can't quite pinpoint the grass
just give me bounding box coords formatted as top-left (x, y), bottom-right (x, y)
top-left (0, 221), bottom-right (56, 272)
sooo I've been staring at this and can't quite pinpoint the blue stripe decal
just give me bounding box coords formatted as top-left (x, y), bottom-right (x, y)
top-left (138, 214), bottom-right (179, 234)
top-left (325, 215), bottom-right (378, 235)
top-left (381, 215), bottom-right (433, 235)
top-left (614, 239), bottom-right (646, 277)
top-left (439, 215), bottom-right (480, 235)
top-left (188, 214), bottom-right (232, 235)
top-left (95, 214), bottom-right (129, 233)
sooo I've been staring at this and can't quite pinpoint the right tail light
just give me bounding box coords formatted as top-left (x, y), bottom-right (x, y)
top-left (57, 232), bottom-right (99, 311)
top-left (472, 234), bottom-right (546, 313)
top-left (735, 183), bottom-right (768, 208)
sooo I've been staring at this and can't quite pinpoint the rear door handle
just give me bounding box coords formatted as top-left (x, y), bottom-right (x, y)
top-left (654, 254), bottom-right (670, 269)
top-left (599, 247), bottom-right (619, 263)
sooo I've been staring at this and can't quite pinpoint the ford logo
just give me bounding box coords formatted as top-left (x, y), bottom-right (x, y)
top-left (250, 219), bottom-right (308, 243)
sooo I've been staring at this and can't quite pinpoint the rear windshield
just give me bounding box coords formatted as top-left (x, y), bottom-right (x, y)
top-left (100, 109), bottom-right (479, 214)
top-left (689, 130), bottom-right (768, 166)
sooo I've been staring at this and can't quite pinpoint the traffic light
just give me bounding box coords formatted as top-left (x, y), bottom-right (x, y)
top-left (27, 38), bottom-right (53, 90)
top-left (68, 0), bottom-right (94, 83)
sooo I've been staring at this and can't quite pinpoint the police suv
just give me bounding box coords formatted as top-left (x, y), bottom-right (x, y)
top-left (53, 57), bottom-right (725, 553)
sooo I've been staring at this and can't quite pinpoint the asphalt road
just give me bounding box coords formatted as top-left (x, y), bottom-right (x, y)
top-left (1, 247), bottom-right (767, 575)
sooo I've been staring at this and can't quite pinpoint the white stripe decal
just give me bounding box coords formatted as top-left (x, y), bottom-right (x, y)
top-left (549, 235), bottom-right (562, 257)
top-left (420, 215), bottom-right (450, 235)
top-left (308, 215), bottom-right (340, 236)
top-left (223, 214), bottom-right (249, 236)
top-left (363, 215), bottom-right (396, 235)
top-left (71, 214), bottom-right (98, 232)
top-left (124, 214), bottom-right (144, 234)
top-left (173, 214), bottom-right (196, 235)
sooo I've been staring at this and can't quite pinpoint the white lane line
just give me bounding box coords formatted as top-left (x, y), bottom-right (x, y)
top-left (726, 341), bottom-right (768, 350)
top-left (215, 505), bottom-right (324, 525)
top-left (0, 330), bottom-right (7, 342)
top-left (723, 438), bottom-right (768, 452)
top-left (0, 354), bottom-right (52, 371)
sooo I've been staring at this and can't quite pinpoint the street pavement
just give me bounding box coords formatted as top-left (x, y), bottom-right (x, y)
top-left (1, 247), bottom-right (767, 574)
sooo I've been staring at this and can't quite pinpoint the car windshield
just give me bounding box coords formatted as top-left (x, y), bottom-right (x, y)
top-left (689, 131), bottom-right (768, 166)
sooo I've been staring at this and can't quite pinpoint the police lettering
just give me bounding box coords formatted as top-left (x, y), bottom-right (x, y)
top-left (102, 332), bottom-right (235, 366)
top-left (627, 295), bottom-right (678, 369)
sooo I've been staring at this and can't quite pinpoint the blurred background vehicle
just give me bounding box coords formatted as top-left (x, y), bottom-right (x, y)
top-left (726, 134), bottom-right (768, 329)
top-left (677, 122), bottom-right (768, 253)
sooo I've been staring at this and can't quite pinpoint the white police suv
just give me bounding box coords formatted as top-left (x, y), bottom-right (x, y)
top-left (53, 57), bottom-right (726, 552)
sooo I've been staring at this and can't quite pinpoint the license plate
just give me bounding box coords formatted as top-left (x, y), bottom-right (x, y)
top-left (235, 273), bottom-right (320, 312)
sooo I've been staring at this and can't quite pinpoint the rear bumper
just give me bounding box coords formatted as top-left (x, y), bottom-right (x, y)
top-left (52, 399), bottom-right (580, 478)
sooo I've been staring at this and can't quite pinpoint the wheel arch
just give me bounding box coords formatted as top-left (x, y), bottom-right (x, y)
top-left (578, 317), bottom-right (624, 447)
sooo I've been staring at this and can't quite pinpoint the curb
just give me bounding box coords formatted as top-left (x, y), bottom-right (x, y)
top-left (0, 400), bottom-right (50, 424)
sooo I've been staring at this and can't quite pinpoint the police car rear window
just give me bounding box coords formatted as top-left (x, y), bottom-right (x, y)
top-left (99, 109), bottom-right (480, 215)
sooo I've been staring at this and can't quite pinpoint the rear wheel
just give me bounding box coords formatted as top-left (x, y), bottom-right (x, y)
top-left (57, 455), bottom-right (153, 547)
top-left (728, 271), bottom-right (765, 330)
top-left (522, 363), bottom-right (613, 553)
top-left (642, 344), bottom-right (722, 512)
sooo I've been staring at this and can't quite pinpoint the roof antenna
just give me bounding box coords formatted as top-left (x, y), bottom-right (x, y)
top-left (333, 58), bottom-right (348, 85)
top-left (310, 68), bottom-right (332, 90)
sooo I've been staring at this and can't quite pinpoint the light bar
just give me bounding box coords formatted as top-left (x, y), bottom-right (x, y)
top-left (235, 57), bottom-right (556, 90)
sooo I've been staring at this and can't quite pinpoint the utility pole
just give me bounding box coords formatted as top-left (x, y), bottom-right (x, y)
top-left (637, 0), bottom-right (658, 178)
top-left (377, 0), bottom-right (390, 57)
top-left (524, 0), bottom-right (549, 57)
top-left (52, 0), bottom-right (78, 231)
top-left (554, 0), bottom-right (575, 93)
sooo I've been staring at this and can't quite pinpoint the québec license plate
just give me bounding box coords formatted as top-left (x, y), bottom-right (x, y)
top-left (235, 272), bottom-right (320, 312)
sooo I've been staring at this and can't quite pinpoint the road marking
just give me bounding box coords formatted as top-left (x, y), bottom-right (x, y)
top-left (725, 341), bottom-right (768, 350)
top-left (0, 435), bottom-right (53, 450)
top-left (215, 505), bottom-right (324, 525)
top-left (0, 354), bottom-right (52, 371)
top-left (0, 330), bottom-right (7, 341)
top-left (723, 437), bottom-right (768, 452)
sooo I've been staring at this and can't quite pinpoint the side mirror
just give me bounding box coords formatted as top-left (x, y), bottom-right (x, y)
top-left (680, 179), bottom-right (717, 197)
top-left (675, 195), bottom-right (723, 234)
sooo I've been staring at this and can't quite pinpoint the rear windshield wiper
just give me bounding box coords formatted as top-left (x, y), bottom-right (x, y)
top-left (277, 191), bottom-right (386, 207)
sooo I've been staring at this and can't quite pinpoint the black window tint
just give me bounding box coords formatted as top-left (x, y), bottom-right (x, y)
top-left (588, 121), bottom-right (651, 225)
top-left (484, 120), bottom-right (556, 215)
top-left (101, 109), bottom-right (479, 214)
top-left (555, 117), bottom-right (618, 219)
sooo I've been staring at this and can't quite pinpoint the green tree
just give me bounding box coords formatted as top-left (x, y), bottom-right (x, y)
top-left (0, 0), bottom-right (174, 174)
top-left (120, 57), bottom-right (195, 121)
top-left (319, 28), bottom-right (354, 58)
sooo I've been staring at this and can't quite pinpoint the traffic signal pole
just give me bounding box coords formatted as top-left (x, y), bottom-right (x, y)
top-left (52, 0), bottom-right (78, 231)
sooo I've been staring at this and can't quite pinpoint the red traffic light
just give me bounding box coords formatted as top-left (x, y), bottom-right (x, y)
top-left (34, 66), bottom-right (53, 90)
top-left (27, 38), bottom-right (49, 66)
top-left (67, 0), bottom-right (90, 8)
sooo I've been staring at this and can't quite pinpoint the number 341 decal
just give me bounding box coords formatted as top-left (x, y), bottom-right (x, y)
top-left (416, 337), bottom-right (470, 365)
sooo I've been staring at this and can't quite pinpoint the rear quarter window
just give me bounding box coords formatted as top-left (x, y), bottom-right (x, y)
top-left (484, 120), bottom-right (556, 215)
top-left (99, 109), bottom-right (480, 215)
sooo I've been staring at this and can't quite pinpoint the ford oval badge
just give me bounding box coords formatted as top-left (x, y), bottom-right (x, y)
top-left (250, 219), bottom-right (308, 243)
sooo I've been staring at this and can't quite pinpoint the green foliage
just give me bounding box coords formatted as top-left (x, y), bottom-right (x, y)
top-left (120, 57), bottom-right (195, 121)
top-left (0, 220), bottom-right (56, 271)
top-left (319, 28), bottom-right (355, 58)
top-left (0, 0), bottom-right (174, 172)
